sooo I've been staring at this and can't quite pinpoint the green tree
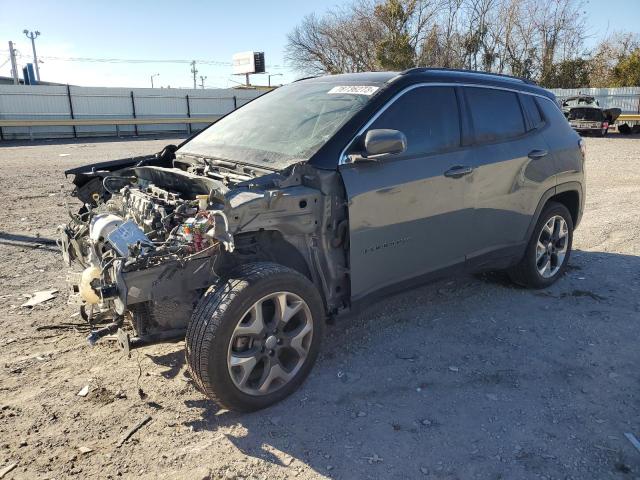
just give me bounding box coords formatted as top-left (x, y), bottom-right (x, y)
top-left (540, 58), bottom-right (590, 88)
top-left (374, 0), bottom-right (417, 70)
top-left (611, 49), bottom-right (640, 86)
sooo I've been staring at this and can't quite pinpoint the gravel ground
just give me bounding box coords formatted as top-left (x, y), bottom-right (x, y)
top-left (0, 134), bottom-right (639, 480)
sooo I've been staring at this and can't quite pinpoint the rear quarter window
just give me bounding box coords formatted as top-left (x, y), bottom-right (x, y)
top-left (520, 94), bottom-right (544, 130)
top-left (536, 97), bottom-right (574, 128)
top-left (465, 87), bottom-right (526, 143)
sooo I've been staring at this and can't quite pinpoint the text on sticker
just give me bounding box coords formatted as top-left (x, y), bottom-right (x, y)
top-left (328, 86), bottom-right (380, 95)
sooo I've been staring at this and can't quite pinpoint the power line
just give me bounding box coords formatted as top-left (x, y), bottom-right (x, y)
top-left (0, 51), bottom-right (289, 69)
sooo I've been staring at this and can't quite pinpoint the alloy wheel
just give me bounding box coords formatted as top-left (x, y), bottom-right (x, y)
top-left (227, 291), bottom-right (313, 396)
top-left (535, 215), bottom-right (569, 278)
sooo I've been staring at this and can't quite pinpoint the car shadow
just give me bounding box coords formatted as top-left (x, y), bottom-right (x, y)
top-left (145, 348), bottom-right (186, 380)
top-left (0, 232), bottom-right (59, 252)
top-left (172, 249), bottom-right (640, 478)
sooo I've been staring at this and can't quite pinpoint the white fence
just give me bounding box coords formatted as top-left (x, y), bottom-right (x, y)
top-left (2, 84), bottom-right (638, 141)
top-left (550, 87), bottom-right (640, 114)
top-left (0, 85), bottom-right (264, 141)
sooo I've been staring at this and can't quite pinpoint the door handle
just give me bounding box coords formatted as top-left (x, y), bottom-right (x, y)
top-left (444, 165), bottom-right (474, 178)
top-left (528, 149), bottom-right (548, 160)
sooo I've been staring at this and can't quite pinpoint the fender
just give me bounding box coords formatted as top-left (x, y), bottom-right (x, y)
top-left (524, 181), bottom-right (584, 242)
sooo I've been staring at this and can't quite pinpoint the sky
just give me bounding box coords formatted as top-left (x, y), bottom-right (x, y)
top-left (0, 0), bottom-right (638, 89)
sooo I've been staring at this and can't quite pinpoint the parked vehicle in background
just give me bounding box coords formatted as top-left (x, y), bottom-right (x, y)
top-left (561, 95), bottom-right (621, 137)
top-left (59, 68), bottom-right (585, 412)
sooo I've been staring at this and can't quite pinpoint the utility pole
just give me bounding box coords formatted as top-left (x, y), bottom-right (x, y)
top-left (199, 75), bottom-right (207, 89)
top-left (8, 41), bottom-right (19, 84)
top-left (190, 60), bottom-right (198, 89)
top-left (23, 29), bottom-right (41, 82)
top-left (150, 73), bottom-right (159, 88)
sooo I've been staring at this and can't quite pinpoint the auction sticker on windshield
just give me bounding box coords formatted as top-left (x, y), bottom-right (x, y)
top-left (328, 85), bottom-right (379, 95)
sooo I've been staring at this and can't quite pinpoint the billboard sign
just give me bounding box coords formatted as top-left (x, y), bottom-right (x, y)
top-left (232, 51), bottom-right (265, 75)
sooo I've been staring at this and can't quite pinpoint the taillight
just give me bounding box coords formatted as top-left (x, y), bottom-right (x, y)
top-left (579, 138), bottom-right (586, 160)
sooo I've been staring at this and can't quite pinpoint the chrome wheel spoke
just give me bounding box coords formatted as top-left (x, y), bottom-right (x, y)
top-left (229, 354), bottom-right (258, 388)
top-left (274, 293), bottom-right (304, 328)
top-left (538, 255), bottom-right (551, 277)
top-left (542, 219), bottom-right (554, 242)
top-left (234, 303), bottom-right (266, 337)
top-left (257, 358), bottom-right (294, 394)
top-left (536, 241), bottom-right (546, 262)
top-left (288, 321), bottom-right (313, 357)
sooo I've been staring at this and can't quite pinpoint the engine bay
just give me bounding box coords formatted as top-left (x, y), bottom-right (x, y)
top-left (59, 149), bottom-right (349, 351)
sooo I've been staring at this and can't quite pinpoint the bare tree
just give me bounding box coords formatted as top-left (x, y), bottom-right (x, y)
top-left (588, 31), bottom-right (640, 87)
top-left (285, 0), bottom-right (590, 84)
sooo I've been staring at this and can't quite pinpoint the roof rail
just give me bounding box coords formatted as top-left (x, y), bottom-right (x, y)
top-left (400, 67), bottom-right (537, 85)
top-left (293, 75), bottom-right (319, 83)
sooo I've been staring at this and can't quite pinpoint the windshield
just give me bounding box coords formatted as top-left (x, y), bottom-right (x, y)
top-left (178, 81), bottom-right (378, 169)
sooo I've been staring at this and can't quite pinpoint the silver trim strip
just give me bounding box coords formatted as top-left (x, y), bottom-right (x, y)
top-left (338, 82), bottom-right (558, 165)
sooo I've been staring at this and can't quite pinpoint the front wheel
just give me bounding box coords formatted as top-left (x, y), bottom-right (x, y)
top-left (185, 262), bottom-right (324, 412)
top-left (508, 202), bottom-right (573, 288)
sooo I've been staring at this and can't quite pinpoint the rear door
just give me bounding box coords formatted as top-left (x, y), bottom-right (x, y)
top-left (339, 86), bottom-right (475, 301)
top-left (463, 87), bottom-right (557, 263)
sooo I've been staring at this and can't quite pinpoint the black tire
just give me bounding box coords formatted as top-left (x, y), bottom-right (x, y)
top-left (598, 127), bottom-right (608, 137)
top-left (185, 262), bottom-right (325, 412)
top-left (508, 202), bottom-right (573, 289)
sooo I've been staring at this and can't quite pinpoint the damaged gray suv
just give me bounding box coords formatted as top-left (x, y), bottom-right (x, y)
top-left (59, 68), bottom-right (585, 411)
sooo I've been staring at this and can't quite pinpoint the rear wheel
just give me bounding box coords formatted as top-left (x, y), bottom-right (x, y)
top-left (185, 262), bottom-right (324, 412)
top-left (508, 202), bottom-right (573, 288)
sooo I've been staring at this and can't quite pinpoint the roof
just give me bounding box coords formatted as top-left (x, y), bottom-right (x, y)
top-left (298, 68), bottom-right (552, 98)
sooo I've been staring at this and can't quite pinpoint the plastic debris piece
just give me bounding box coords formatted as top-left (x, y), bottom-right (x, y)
top-left (21, 289), bottom-right (58, 308)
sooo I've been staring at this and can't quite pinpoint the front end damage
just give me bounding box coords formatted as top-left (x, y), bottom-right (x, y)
top-left (59, 151), bottom-right (349, 353)
top-left (60, 166), bottom-right (236, 351)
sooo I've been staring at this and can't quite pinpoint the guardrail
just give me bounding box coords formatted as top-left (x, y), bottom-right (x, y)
top-left (0, 116), bottom-right (222, 140)
top-left (618, 114), bottom-right (640, 122)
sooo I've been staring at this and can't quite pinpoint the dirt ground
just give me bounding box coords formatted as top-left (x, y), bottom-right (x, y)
top-left (0, 134), bottom-right (639, 480)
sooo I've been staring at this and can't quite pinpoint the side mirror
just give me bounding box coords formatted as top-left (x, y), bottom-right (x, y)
top-left (357, 129), bottom-right (407, 162)
top-left (366, 128), bottom-right (407, 157)
top-left (346, 129), bottom-right (407, 164)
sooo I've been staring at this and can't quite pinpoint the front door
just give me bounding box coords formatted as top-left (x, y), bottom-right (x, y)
top-left (339, 86), bottom-right (475, 301)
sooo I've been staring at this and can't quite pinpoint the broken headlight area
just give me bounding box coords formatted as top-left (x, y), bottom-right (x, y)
top-left (59, 167), bottom-right (235, 350)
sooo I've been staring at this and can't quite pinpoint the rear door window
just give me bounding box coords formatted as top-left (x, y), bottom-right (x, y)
top-left (465, 87), bottom-right (526, 143)
top-left (367, 86), bottom-right (460, 156)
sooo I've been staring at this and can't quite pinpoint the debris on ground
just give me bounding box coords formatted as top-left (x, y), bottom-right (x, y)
top-left (0, 463), bottom-right (17, 479)
top-left (364, 454), bottom-right (383, 464)
top-left (116, 415), bottom-right (152, 447)
top-left (77, 385), bottom-right (90, 397)
top-left (625, 432), bottom-right (640, 454)
top-left (21, 289), bottom-right (58, 308)
top-left (395, 350), bottom-right (417, 360)
top-left (78, 446), bottom-right (93, 454)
